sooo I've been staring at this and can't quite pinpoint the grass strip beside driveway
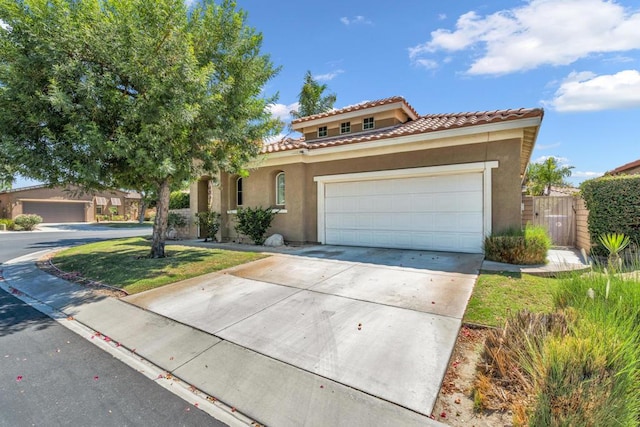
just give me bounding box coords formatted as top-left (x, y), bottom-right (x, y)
top-left (52, 237), bottom-right (267, 294)
top-left (464, 271), bottom-right (558, 327)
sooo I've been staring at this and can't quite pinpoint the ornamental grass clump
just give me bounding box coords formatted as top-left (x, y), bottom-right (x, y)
top-left (483, 224), bottom-right (551, 265)
top-left (475, 268), bottom-right (640, 425)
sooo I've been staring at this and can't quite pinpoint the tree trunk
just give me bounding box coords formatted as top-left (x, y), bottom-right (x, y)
top-left (138, 200), bottom-right (147, 224)
top-left (150, 179), bottom-right (171, 258)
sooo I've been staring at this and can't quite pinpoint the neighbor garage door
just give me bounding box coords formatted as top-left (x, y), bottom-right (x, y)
top-left (22, 201), bottom-right (85, 223)
top-left (322, 172), bottom-right (484, 253)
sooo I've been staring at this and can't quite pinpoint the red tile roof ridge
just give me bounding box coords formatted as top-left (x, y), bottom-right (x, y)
top-left (607, 158), bottom-right (640, 175)
top-left (421, 107), bottom-right (542, 119)
top-left (290, 96), bottom-right (419, 124)
top-left (263, 107), bottom-right (543, 154)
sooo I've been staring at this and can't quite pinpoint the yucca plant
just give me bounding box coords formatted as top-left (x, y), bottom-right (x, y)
top-left (598, 233), bottom-right (630, 270)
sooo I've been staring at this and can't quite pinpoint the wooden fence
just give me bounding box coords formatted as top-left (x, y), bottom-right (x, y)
top-left (522, 195), bottom-right (591, 251)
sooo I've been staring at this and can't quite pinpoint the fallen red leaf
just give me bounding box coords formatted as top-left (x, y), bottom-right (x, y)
top-left (16, 375), bottom-right (23, 382)
top-left (94, 376), bottom-right (99, 381)
top-left (440, 411), bottom-right (447, 418)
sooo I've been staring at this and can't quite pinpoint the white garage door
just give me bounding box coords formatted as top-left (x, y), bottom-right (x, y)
top-left (323, 172), bottom-right (484, 253)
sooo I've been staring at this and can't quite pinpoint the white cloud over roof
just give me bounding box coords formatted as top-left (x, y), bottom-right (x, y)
top-left (545, 70), bottom-right (640, 112)
top-left (314, 69), bottom-right (344, 81)
top-left (410, 0), bottom-right (640, 75)
top-left (267, 102), bottom-right (299, 121)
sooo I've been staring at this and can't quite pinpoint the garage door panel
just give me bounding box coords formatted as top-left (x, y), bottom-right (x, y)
top-left (22, 201), bottom-right (85, 223)
top-left (323, 172), bottom-right (485, 253)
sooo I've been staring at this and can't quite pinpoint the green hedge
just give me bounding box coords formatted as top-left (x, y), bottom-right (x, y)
top-left (581, 175), bottom-right (640, 256)
top-left (484, 225), bottom-right (551, 265)
top-left (169, 191), bottom-right (190, 209)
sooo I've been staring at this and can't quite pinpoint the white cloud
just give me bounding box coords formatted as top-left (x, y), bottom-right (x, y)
top-left (533, 155), bottom-right (571, 165)
top-left (340, 15), bottom-right (372, 26)
top-left (409, 0), bottom-right (640, 75)
top-left (414, 59), bottom-right (439, 70)
top-left (572, 171), bottom-right (604, 179)
top-left (535, 142), bottom-right (561, 150)
top-left (267, 102), bottom-right (299, 121)
top-left (314, 69), bottom-right (344, 81)
top-left (438, 13), bottom-right (447, 21)
top-left (544, 70), bottom-right (640, 112)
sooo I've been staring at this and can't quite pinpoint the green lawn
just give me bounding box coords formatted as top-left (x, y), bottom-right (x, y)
top-left (52, 237), bottom-right (266, 294)
top-left (464, 271), bottom-right (559, 327)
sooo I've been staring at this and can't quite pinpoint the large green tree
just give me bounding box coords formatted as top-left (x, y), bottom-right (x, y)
top-left (525, 157), bottom-right (574, 196)
top-left (0, 0), bottom-right (281, 257)
top-left (290, 70), bottom-right (336, 119)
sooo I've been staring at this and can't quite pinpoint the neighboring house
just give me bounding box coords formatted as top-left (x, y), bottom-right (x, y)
top-left (190, 96), bottom-right (544, 254)
top-left (606, 158), bottom-right (640, 176)
top-left (0, 185), bottom-right (141, 223)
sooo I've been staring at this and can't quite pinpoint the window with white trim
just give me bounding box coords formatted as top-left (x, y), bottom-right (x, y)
top-left (340, 122), bottom-right (350, 134)
top-left (363, 117), bottom-right (375, 130)
top-left (276, 172), bottom-right (285, 205)
top-left (318, 126), bottom-right (328, 137)
top-left (236, 177), bottom-right (243, 206)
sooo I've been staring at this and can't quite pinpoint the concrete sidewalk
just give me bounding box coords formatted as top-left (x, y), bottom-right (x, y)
top-left (2, 251), bottom-right (444, 427)
top-left (481, 247), bottom-right (591, 275)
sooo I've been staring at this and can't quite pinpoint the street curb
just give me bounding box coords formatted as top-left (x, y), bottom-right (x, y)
top-left (0, 252), bottom-right (260, 427)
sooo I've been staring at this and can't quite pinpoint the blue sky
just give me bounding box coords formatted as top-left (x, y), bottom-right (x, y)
top-left (253, 0), bottom-right (640, 186)
top-left (13, 0), bottom-right (640, 188)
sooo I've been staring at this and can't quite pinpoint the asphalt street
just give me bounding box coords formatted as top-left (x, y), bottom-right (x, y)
top-left (0, 225), bottom-right (227, 427)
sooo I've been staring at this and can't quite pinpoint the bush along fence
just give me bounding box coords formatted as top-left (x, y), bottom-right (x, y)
top-left (581, 174), bottom-right (640, 257)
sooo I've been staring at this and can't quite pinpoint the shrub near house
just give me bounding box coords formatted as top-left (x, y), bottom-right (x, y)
top-left (484, 224), bottom-right (551, 265)
top-left (14, 214), bottom-right (43, 231)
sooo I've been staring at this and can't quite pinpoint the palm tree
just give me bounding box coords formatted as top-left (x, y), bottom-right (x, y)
top-left (290, 71), bottom-right (336, 119)
top-left (526, 157), bottom-right (574, 196)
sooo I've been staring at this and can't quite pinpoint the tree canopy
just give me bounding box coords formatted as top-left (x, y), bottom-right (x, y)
top-left (525, 157), bottom-right (574, 196)
top-left (0, 0), bottom-right (281, 256)
top-left (290, 70), bottom-right (336, 119)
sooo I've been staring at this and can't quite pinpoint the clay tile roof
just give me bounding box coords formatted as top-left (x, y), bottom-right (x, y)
top-left (290, 96), bottom-right (419, 124)
top-left (262, 107), bottom-right (543, 154)
top-left (607, 158), bottom-right (640, 175)
top-left (262, 138), bottom-right (308, 153)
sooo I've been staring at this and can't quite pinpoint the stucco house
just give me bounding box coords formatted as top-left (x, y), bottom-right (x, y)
top-left (0, 185), bottom-right (141, 223)
top-left (190, 96), bottom-right (544, 254)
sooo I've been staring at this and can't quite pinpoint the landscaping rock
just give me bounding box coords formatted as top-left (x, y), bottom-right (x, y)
top-left (264, 233), bottom-right (284, 247)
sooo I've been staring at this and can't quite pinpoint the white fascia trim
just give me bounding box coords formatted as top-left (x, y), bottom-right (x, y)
top-left (291, 101), bottom-right (412, 131)
top-left (314, 161), bottom-right (499, 244)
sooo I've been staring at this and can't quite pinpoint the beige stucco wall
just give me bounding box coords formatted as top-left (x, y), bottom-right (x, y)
top-left (208, 137), bottom-right (523, 244)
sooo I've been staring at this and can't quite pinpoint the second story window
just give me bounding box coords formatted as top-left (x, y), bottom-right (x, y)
top-left (363, 117), bottom-right (375, 130)
top-left (340, 122), bottom-right (351, 134)
top-left (318, 126), bottom-right (328, 137)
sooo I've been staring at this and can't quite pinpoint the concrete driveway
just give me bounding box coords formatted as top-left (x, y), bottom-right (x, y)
top-left (125, 245), bottom-right (483, 425)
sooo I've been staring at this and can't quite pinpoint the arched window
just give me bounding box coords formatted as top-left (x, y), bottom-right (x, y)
top-left (275, 172), bottom-right (285, 205)
top-left (236, 177), bottom-right (243, 207)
